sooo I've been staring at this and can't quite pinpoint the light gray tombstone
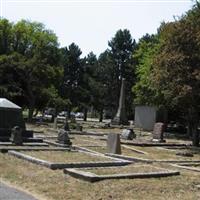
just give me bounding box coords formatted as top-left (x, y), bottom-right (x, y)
top-left (111, 78), bottom-right (129, 125)
top-left (107, 133), bottom-right (121, 154)
top-left (121, 129), bottom-right (136, 140)
top-left (10, 126), bottom-right (23, 145)
top-left (152, 122), bottom-right (165, 142)
top-left (57, 129), bottom-right (72, 145)
top-left (54, 117), bottom-right (58, 129)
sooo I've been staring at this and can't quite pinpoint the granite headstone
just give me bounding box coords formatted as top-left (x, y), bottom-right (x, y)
top-left (152, 122), bottom-right (165, 142)
top-left (107, 133), bottom-right (121, 154)
top-left (10, 126), bottom-right (23, 145)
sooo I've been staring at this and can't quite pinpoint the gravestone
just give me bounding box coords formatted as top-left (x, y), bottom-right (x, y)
top-left (57, 129), bottom-right (72, 145)
top-left (111, 78), bottom-right (129, 125)
top-left (107, 133), bottom-right (121, 154)
top-left (121, 129), bottom-right (136, 140)
top-left (10, 126), bottom-right (23, 145)
top-left (76, 124), bottom-right (83, 131)
top-left (152, 122), bottom-right (165, 142)
top-left (64, 117), bottom-right (70, 131)
top-left (54, 117), bottom-right (58, 129)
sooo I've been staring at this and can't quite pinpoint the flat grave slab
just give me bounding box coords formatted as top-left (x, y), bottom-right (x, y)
top-left (64, 164), bottom-right (180, 182)
top-left (8, 150), bottom-right (131, 170)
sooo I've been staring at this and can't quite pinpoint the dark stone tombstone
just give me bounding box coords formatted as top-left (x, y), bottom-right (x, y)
top-left (107, 133), bottom-right (121, 154)
top-left (152, 122), bottom-right (165, 142)
top-left (111, 78), bottom-right (129, 125)
top-left (10, 126), bottom-right (23, 145)
top-left (76, 124), bottom-right (83, 132)
top-left (57, 129), bottom-right (72, 145)
top-left (64, 117), bottom-right (70, 131)
top-left (121, 129), bottom-right (136, 140)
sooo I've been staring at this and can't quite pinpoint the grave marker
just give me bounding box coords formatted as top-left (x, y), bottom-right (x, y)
top-left (10, 126), bottom-right (23, 145)
top-left (152, 122), bottom-right (165, 142)
top-left (107, 133), bottom-right (121, 154)
top-left (57, 129), bottom-right (72, 146)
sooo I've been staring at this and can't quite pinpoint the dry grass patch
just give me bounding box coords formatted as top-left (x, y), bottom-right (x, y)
top-left (1, 153), bottom-right (200, 200)
top-left (123, 146), bottom-right (200, 161)
top-left (82, 164), bottom-right (167, 175)
top-left (20, 150), bottom-right (113, 163)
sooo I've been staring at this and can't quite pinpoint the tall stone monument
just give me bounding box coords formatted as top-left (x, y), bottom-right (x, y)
top-left (111, 78), bottom-right (129, 125)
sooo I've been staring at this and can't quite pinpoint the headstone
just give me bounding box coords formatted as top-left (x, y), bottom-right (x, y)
top-left (111, 78), bottom-right (129, 125)
top-left (64, 117), bottom-right (70, 131)
top-left (10, 126), bottom-right (23, 145)
top-left (107, 133), bottom-right (121, 154)
top-left (57, 129), bottom-right (72, 145)
top-left (104, 123), bottom-right (110, 128)
top-left (152, 122), bottom-right (165, 142)
top-left (121, 129), bottom-right (136, 140)
top-left (71, 115), bottom-right (76, 123)
top-left (76, 124), bottom-right (83, 131)
top-left (54, 117), bottom-right (58, 129)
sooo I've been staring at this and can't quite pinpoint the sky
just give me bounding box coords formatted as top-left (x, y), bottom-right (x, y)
top-left (0, 0), bottom-right (194, 57)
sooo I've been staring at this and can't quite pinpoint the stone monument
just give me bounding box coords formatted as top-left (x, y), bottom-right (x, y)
top-left (121, 129), bottom-right (136, 140)
top-left (57, 129), bottom-right (72, 146)
top-left (111, 78), bottom-right (128, 125)
top-left (152, 122), bottom-right (165, 142)
top-left (107, 133), bottom-right (121, 154)
top-left (10, 126), bottom-right (23, 145)
top-left (64, 117), bottom-right (70, 131)
top-left (54, 117), bottom-right (58, 129)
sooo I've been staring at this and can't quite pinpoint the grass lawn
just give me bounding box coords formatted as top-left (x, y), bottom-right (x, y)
top-left (20, 150), bottom-right (113, 163)
top-left (1, 123), bottom-right (200, 200)
top-left (82, 164), bottom-right (169, 175)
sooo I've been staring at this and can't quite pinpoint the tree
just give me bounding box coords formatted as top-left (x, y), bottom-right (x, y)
top-left (0, 19), bottom-right (61, 121)
top-left (151, 3), bottom-right (200, 146)
top-left (108, 29), bottom-right (136, 117)
top-left (61, 43), bottom-right (85, 117)
top-left (133, 34), bottom-right (159, 105)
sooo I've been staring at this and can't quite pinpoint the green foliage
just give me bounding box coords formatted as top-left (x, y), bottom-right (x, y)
top-left (0, 19), bottom-right (62, 120)
top-left (133, 34), bottom-right (159, 105)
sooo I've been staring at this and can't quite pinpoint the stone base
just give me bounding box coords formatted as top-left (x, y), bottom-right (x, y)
top-left (152, 139), bottom-right (166, 143)
top-left (111, 117), bottom-right (129, 126)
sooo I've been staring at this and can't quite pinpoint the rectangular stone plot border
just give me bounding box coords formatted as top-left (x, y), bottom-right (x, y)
top-left (63, 167), bottom-right (180, 183)
top-left (8, 150), bottom-right (131, 170)
top-left (0, 147), bottom-right (72, 153)
top-left (171, 163), bottom-right (200, 172)
top-left (105, 153), bottom-right (200, 164)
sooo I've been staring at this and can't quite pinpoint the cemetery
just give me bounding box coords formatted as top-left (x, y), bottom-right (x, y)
top-left (0, 2), bottom-right (200, 199)
top-left (0, 97), bottom-right (200, 199)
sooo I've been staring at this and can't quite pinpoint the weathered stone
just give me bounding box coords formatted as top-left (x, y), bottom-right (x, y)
top-left (152, 122), bottom-right (165, 142)
top-left (111, 78), bottom-right (129, 125)
top-left (107, 133), bottom-right (121, 154)
top-left (176, 152), bottom-right (193, 157)
top-left (64, 117), bottom-right (70, 131)
top-left (57, 129), bottom-right (72, 145)
top-left (54, 117), bottom-right (58, 129)
top-left (76, 124), bottom-right (83, 131)
top-left (121, 129), bottom-right (136, 140)
top-left (10, 126), bottom-right (23, 145)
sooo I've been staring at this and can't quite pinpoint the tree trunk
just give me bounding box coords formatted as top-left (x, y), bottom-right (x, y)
top-left (84, 108), bottom-right (87, 121)
top-left (192, 126), bottom-right (199, 147)
top-left (188, 108), bottom-right (199, 147)
top-left (99, 109), bottom-right (103, 122)
top-left (28, 106), bottom-right (34, 122)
